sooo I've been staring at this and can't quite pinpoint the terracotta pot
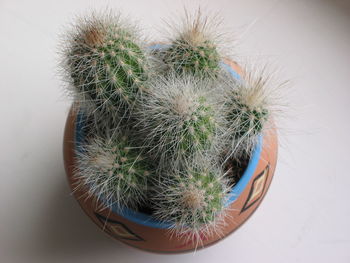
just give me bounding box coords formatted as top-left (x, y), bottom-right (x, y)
top-left (63, 60), bottom-right (278, 253)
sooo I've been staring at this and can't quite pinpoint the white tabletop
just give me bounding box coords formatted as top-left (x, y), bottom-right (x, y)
top-left (1, 0), bottom-right (349, 262)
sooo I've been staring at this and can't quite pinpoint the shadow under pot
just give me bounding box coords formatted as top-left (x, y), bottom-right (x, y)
top-left (63, 61), bottom-right (278, 253)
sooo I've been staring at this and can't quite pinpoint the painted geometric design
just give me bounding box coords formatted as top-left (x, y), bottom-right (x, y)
top-left (240, 164), bottom-right (270, 213)
top-left (94, 212), bottom-right (144, 241)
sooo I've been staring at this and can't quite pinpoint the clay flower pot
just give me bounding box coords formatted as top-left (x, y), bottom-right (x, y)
top-left (63, 60), bottom-right (278, 253)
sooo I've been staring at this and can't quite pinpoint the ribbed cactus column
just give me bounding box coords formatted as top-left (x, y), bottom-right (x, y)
top-left (162, 10), bottom-right (221, 78)
top-left (164, 40), bottom-right (220, 77)
top-left (223, 73), bottom-right (271, 157)
top-left (63, 12), bottom-right (149, 124)
top-left (152, 162), bottom-right (229, 237)
top-left (136, 75), bottom-right (219, 166)
top-left (226, 93), bottom-right (268, 137)
top-left (76, 135), bottom-right (151, 210)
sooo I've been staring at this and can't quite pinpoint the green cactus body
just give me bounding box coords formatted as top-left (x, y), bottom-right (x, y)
top-left (164, 39), bottom-right (220, 78)
top-left (66, 16), bottom-right (148, 120)
top-left (178, 96), bottom-right (215, 155)
top-left (223, 75), bottom-right (271, 158)
top-left (226, 94), bottom-right (269, 138)
top-left (152, 164), bottom-right (228, 235)
top-left (137, 76), bottom-right (218, 166)
top-left (76, 135), bottom-right (151, 209)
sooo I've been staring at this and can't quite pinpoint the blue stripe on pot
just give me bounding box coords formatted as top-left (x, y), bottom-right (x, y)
top-left (74, 44), bottom-right (263, 229)
top-left (219, 62), bottom-right (241, 81)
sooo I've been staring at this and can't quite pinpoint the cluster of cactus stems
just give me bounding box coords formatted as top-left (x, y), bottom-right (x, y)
top-left (61, 9), bottom-right (275, 239)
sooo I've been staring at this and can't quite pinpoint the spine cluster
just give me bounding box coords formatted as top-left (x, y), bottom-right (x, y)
top-left (60, 9), bottom-right (279, 240)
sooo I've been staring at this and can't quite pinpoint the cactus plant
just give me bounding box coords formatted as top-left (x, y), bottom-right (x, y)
top-left (75, 134), bottom-right (152, 210)
top-left (161, 9), bottom-right (221, 78)
top-left (222, 71), bottom-right (272, 158)
top-left (152, 159), bottom-right (230, 240)
top-left (59, 8), bottom-right (282, 243)
top-left (61, 11), bottom-right (149, 126)
top-left (135, 73), bottom-right (221, 167)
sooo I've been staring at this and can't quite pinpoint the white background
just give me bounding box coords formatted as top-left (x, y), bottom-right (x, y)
top-left (1, 0), bottom-right (350, 262)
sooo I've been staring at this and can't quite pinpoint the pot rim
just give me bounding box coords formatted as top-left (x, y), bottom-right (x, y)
top-left (73, 44), bottom-right (263, 229)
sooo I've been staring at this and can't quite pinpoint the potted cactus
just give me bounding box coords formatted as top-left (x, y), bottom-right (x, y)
top-left (61, 9), bottom-right (279, 253)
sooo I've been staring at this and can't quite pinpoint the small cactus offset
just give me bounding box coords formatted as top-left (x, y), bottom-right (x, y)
top-left (75, 135), bottom-right (152, 210)
top-left (161, 9), bottom-right (221, 78)
top-left (61, 11), bottom-right (149, 125)
top-left (136, 74), bottom-right (220, 166)
top-left (222, 71), bottom-right (273, 158)
top-left (152, 160), bottom-right (230, 239)
top-left (60, 8), bottom-right (282, 242)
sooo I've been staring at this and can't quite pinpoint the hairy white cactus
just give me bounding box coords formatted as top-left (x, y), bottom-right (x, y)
top-left (135, 73), bottom-right (223, 167)
top-left (74, 134), bottom-right (152, 210)
top-left (60, 10), bottom-right (149, 129)
top-left (221, 68), bottom-right (278, 159)
top-left (160, 9), bottom-right (225, 78)
top-left (151, 158), bottom-right (230, 241)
